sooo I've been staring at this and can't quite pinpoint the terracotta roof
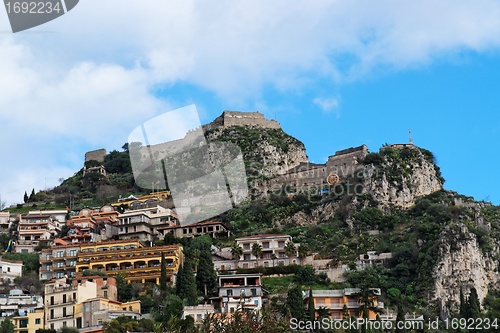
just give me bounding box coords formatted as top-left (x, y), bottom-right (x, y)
top-left (236, 234), bottom-right (290, 240)
top-left (158, 220), bottom-right (225, 230)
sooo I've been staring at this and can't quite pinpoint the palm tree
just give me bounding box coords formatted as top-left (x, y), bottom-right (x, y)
top-left (231, 243), bottom-right (243, 269)
top-left (271, 253), bottom-right (277, 267)
top-left (251, 243), bottom-right (263, 267)
top-left (284, 241), bottom-right (297, 263)
top-left (298, 243), bottom-right (309, 264)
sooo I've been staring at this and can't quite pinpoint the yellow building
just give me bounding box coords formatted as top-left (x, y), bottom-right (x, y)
top-left (12, 309), bottom-right (44, 333)
top-left (74, 298), bottom-right (141, 330)
top-left (305, 288), bottom-right (384, 320)
top-left (75, 239), bottom-right (183, 284)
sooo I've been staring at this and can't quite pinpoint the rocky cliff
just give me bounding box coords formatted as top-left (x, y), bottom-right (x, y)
top-left (206, 125), bottom-right (308, 182)
top-left (362, 146), bottom-right (444, 209)
top-left (433, 201), bottom-right (500, 318)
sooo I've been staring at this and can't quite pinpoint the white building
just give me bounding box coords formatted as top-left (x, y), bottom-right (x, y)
top-left (182, 304), bottom-right (215, 324)
top-left (0, 258), bottom-right (23, 283)
top-left (235, 234), bottom-right (296, 268)
top-left (217, 273), bottom-right (263, 313)
top-left (16, 210), bottom-right (67, 253)
top-left (0, 289), bottom-right (43, 317)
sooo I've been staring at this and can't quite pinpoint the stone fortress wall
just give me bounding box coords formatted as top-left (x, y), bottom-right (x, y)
top-left (260, 145), bottom-right (369, 191)
top-left (85, 149), bottom-right (107, 162)
top-left (204, 111), bottom-right (281, 130)
top-left (84, 112), bottom-right (368, 194)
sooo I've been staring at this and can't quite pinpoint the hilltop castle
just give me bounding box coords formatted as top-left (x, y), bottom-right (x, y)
top-left (204, 111), bottom-right (281, 130)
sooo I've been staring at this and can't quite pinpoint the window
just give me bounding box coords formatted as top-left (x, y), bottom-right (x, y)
top-left (7, 267), bottom-right (10, 272)
top-left (19, 319), bottom-right (28, 328)
top-left (46, 254), bottom-right (51, 260)
top-left (278, 241), bottom-right (285, 248)
top-left (264, 261), bottom-right (269, 267)
top-left (46, 265), bottom-right (50, 271)
top-left (70, 250), bottom-right (77, 256)
top-left (278, 261), bottom-right (285, 266)
top-left (251, 288), bottom-right (257, 296)
top-left (63, 294), bottom-right (67, 303)
top-left (57, 251), bottom-right (64, 258)
top-left (262, 242), bottom-right (269, 249)
top-left (243, 243), bottom-right (250, 250)
top-left (243, 254), bottom-right (250, 261)
top-left (50, 309), bottom-right (54, 319)
top-left (226, 289), bottom-right (233, 296)
top-left (35, 318), bottom-right (41, 325)
top-left (50, 296), bottom-right (54, 305)
top-left (63, 307), bottom-right (67, 317)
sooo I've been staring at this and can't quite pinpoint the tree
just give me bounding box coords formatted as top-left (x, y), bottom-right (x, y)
top-left (176, 258), bottom-right (197, 306)
top-left (284, 241), bottom-right (296, 261)
top-left (24, 191), bottom-right (29, 203)
top-left (271, 253), bottom-right (277, 267)
top-left (29, 188), bottom-right (35, 202)
top-left (160, 252), bottom-right (168, 293)
top-left (116, 272), bottom-right (132, 302)
top-left (0, 318), bottom-right (15, 333)
top-left (285, 285), bottom-right (305, 320)
top-left (58, 327), bottom-right (78, 333)
top-left (298, 243), bottom-right (308, 264)
top-left (231, 243), bottom-right (243, 267)
top-left (307, 288), bottom-right (315, 320)
top-left (252, 242), bottom-right (262, 266)
top-left (196, 249), bottom-right (216, 296)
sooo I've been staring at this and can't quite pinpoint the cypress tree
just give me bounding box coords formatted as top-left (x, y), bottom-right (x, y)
top-left (459, 287), bottom-right (466, 318)
top-left (29, 188), bottom-right (35, 202)
top-left (307, 288), bottom-right (315, 321)
top-left (468, 287), bottom-right (481, 318)
top-left (286, 286), bottom-right (305, 320)
top-left (23, 191), bottom-right (28, 203)
top-left (176, 257), bottom-right (198, 306)
top-left (160, 252), bottom-right (167, 293)
top-left (195, 248), bottom-right (216, 296)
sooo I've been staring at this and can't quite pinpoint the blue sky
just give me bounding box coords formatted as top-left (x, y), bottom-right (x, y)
top-left (0, 1), bottom-right (499, 206)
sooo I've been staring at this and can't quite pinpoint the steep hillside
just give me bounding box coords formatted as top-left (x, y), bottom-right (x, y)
top-left (206, 126), bottom-right (308, 184)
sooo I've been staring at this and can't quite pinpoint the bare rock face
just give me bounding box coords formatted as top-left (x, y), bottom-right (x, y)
top-left (362, 147), bottom-right (444, 209)
top-left (433, 221), bottom-right (500, 319)
top-left (206, 126), bottom-right (309, 181)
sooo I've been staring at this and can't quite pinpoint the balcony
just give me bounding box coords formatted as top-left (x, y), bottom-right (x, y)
top-left (46, 299), bottom-right (77, 307)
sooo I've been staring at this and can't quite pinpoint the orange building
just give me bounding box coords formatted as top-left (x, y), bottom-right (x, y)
top-left (304, 288), bottom-right (384, 320)
top-left (75, 239), bottom-right (183, 284)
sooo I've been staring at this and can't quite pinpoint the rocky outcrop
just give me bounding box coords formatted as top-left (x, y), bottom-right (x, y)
top-left (206, 126), bottom-right (308, 180)
top-left (363, 147), bottom-right (444, 208)
top-left (433, 222), bottom-right (500, 318)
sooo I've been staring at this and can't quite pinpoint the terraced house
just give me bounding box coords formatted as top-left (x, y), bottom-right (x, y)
top-left (75, 239), bottom-right (183, 284)
top-left (16, 209), bottom-right (67, 253)
top-left (40, 239), bottom-right (184, 284)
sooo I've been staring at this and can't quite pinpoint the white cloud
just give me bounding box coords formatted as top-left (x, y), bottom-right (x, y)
top-left (2, 0), bottom-right (500, 204)
top-left (313, 97), bottom-right (340, 115)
